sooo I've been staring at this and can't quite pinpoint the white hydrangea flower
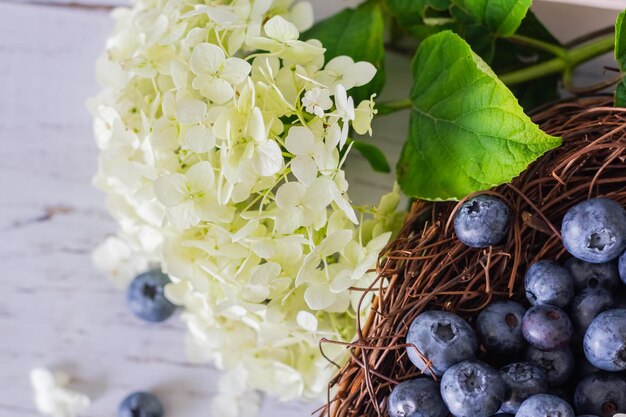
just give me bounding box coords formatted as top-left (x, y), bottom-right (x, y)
top-left (90, 1), bottom-right (403, 414)
top-left (30, 368), bottom-right (90, 417)
top-left (301, 87), bottom-right (332, 117)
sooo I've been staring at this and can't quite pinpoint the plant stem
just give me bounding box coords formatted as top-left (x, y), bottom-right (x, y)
top-left (507, 34), bottom-right (567, 58)
top-left (499, 33), bottom-right (614, 86)
top-left (376, 98), bottom-right (412, 115)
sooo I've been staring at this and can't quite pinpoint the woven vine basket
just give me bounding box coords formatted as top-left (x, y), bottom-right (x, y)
top-left (321, 96), bottom-right (626, 417)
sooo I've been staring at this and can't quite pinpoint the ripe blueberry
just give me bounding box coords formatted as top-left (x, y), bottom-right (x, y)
top-left (127, 269), bottom-right (177, 323)
top-left (476, 301), bottom-right (526, 354)
top-left (453, 195), bottom-right (509, 248)
top-left (522, 305), bottom-right (573, 351)
top-left (406, 311), bottom-right (477, 377)
top-left (525, 346), bottom-right (574, 386)
top-left (524, 260), bottom-right (575, 308)
top-left (569, 288), bottom-right (614, 335)
top-left (387, 379), bottom-right (448, 417)
top-left (118, 392), bottom-right (163, 417)
top-left (564, 258), bottom-right (621, 291)
top-left (515, 394), bottom-right (575, 417)
top-left (619, 250), bottom-right (626, 285)
top-left (574, 372), bottom-right (626, 417)
top-left (498, 362), bottom-right (547, 414)
top-left (583, 308), bottom-right (626, 371)
top-left (561, 198), bottom-right (626, 263)
top-left (440, 360), bottom-right (505, 417)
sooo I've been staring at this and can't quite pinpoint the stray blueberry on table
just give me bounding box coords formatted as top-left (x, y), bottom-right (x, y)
top-left (406, 311), bottom-right (477, 377)
top-left (565, 258), bottom-right (621, 291)
top-left (524, 260), bottom-right (575, 308)
top-left (583, 308), bottom-right (626, 371)
top-left (453, 195), bottom-right (509, 248)
top-left (118, 392), bottom-right (164, 417)
top-left (387, 378), bottom-right (448, 417)
top-left (524, 346), bottom-right (574, 386)
top-left (127, 269), bottom-right (177, 323)
top-left (498, 362), bottom-right (547, 414)
top-left (476, 300), bottom-right (526, 354)
top-left (440, 360), bottom-right (505, 417)
top-left (515, 394), bottom-right (575, 417)
top-left (561, 198), bottom-right (626, 263)
top-left (574, 372), bottom-right (626, 417)
top-left (569, 288), bottom-right (614, 335)
top-left (522, 305), bottom-right (573, 351)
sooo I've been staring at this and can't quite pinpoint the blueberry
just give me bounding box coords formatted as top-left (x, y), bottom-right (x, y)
top-left (492, 415), bottom-right (514, 417)
top-left (574, 372), bottom-right (626, 417)
top-left (476, 301), bottom-right (526, 354)
top-left (406, 311), bottom-right (477, 377)
top-left (564, 258), bottom-right (621, 291)
top-left (387, 379), bottom-right (448, 417)
top-left (118, 392), bottom-right (163, 417)
top-left (561, 198), bottom-right (626, 263)
top-left (440, 360), bottom-right (505, 417)
top-left (583, 309), bottom-right (626, 371)
top-left (127, 269), bottom-right (177, 323)
top-left (498, 362), bottom-right (547, 414)
top-left (525, 346), bottom-right (574, 386)
top-left (569, 288), bottom-right (614, 335)
top-left (619, 250), bottom-right (626, 285)
top-left (516, 394), bottom-right (575, 417)
top-left (453, 195), bottom-right (509, 248)
top-left (522, 305), bottom-right (573, 351)
top-left (525, 261), bottom-right (575, 308)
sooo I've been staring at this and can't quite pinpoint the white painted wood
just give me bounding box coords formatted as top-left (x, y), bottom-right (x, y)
top-left (0, 2), bottom-right (311, 416)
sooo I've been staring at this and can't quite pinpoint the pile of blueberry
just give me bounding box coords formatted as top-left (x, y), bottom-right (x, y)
top-left (388, 196), bottom-right (626, 417)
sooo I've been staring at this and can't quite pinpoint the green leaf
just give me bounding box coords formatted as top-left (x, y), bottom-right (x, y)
top-left (351, 140), bottom-right (391, 173)
top-left (614, 10), bottom-right (626, 106)
top-left (452, 0), bottom-right (532, 37)
top-left (396, 31), bottom-right (561, 200)
top-left (302, 2), bottom-right (385, 103)
top-left (385, 0), bottom-right (450, 27)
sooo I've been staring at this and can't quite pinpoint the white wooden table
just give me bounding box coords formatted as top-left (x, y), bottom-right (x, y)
top-left (0, 1), bottom-right (619, 416)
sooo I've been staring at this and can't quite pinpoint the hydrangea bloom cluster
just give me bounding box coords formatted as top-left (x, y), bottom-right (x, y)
top-left (89, 0), bottom-right (402, 411)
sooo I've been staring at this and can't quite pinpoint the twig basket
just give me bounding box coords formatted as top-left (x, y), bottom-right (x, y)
top-left (322, 96), bottom-right (626, 417)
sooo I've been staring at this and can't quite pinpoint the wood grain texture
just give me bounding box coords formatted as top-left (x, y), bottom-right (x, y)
top-left (0, 2), bottom-right (307, 416)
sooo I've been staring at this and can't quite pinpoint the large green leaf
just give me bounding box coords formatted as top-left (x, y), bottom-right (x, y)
top-left (396, 31), bottom-right (561, 200)
top-left (615, 10), bottom-right (626, 107)
top-left (302, 2), bottom-right (385, 103)
top-left (452, 0), bottom-right (531, 37)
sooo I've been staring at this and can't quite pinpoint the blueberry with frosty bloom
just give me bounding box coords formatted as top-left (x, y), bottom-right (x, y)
top-left (515, 394), bottom-right (575, 417)
top-left (387, 379), bottom-right (447, 417)
top-left (453, 195), bottom-right (509, 248)
top-left (498, 362), bottom-right (547, 414)
top-left (476, 300), bottom-right (526, 354)
top-left (524, 260), bottom-right (574, 308)
top-left (583, 308), bottom-right (626, 371)
top-left (440, 360), bottom-right (505, 417)
top-left (565, 258), bottom-right (621, 291)
top-left (561, 198), bottom-right (626, 263)
top-left (524, 346), bottom-right (574, 386)
top-left (574, 372), bottom-right (626, 417)
top-left (406, 311), bottom-right (477, 377)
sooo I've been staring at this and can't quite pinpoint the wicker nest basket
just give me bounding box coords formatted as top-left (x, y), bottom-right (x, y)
top-left (321, 96), bottom-right (626, 417)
